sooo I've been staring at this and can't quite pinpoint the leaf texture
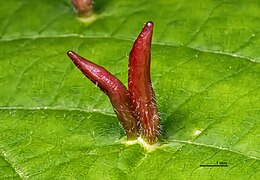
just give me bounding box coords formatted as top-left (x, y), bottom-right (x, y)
top-left (0, 0), bottom-right (259, 179)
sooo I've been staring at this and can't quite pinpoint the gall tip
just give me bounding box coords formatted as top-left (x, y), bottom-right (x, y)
top-left (146, 21), bottom-right (153, 27)
top-left (140, 21), bottom-right (154, 35)
top-left (67, 50), bottom-right (74, 56)
top-left (67, 51), bottom-right (79, 61)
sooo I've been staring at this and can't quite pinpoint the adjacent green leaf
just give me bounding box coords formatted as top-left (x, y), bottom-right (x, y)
top-left (0, 0), bottom-right (259, 179)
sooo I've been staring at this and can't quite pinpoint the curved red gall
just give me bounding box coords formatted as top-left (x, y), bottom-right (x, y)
top-left (67, 51), bottom-right (139, 140)
top-left (128, 21), bottom-right (160, 144)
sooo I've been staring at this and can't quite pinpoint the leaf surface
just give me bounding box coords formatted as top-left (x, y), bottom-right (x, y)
top-left (0, 0), bottom-right (259, 179)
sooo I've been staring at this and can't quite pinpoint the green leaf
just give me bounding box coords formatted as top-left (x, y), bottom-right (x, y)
top-left (0, 0), bottom-right (259, 179)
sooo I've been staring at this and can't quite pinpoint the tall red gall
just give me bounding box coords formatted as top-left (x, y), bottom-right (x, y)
top-left (67, 21), bottom-right (160, 144)
top-left (129, 21), bottom-right (160, 144)
top-left (67, 51), bottom-right (139, 140)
